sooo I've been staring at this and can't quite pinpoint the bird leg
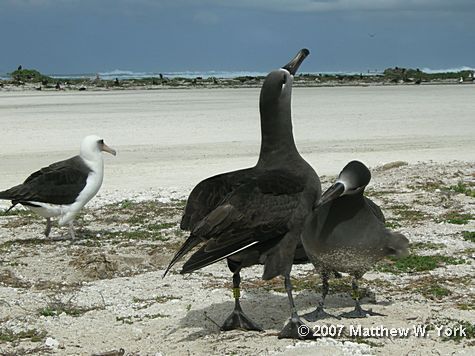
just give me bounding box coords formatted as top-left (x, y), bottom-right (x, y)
top-left (303, 270), bottom-right (340, 321)
top-left (68, 222), bottom-right (76, 240)
top-left (44, 218), bottom-right (52, 237)
top-left (278, 274), bottom-right (316, 340)
top-left (339, 277), bottom-right (385, 318)
top-left (221, 272), bottom-right (263, 332)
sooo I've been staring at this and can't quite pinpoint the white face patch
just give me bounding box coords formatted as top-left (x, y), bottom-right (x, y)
top-left (279, 68), bottom-right (293, 97)
top-left (335, 179), bottom-right (348, 195)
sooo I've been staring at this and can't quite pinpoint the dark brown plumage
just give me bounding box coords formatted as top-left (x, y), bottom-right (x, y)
top-left (302, 161), bottom-right (409, 320)
top-left (165, 49), bottom-right (320, 339)
top-left (0, 156), bottom-right (91, 207)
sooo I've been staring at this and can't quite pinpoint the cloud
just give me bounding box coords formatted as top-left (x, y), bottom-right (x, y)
top-left (4, 0), bottom-right (79, 6)
top-left (4, 0), bottom-right (474, 12)
top-left (193, 10), bottom-right (220, 25)
top-left (214, 0), bottom-right (475, 13)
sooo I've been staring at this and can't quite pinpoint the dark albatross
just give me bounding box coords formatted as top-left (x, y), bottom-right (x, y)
top-left (164, 49), bottom-right (320, 339)
top-left (301, 161), bottom-right (409, 320)
top-left (0, 135), bottom-right (116, 239)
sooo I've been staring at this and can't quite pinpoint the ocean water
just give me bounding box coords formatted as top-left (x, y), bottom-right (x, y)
top-left (0, 70), bottom-right (269, 81)
top-left (1, 67), bottom-right (473, 81)
top-left (93, 70), bottom-right (269, 80)
top-left (421, 66), bottom-right (475, 74)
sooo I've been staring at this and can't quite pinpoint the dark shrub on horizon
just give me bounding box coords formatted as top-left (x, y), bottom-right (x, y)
top-left (11, 68), bottom-right (52, 83)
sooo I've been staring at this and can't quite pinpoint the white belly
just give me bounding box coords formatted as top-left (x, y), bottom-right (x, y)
top-left (28, 204), bottom-right (64, 218)
top-left (26, 170), bottom-right (103, 226)
top-left (58, 170), bottom-right (103, 225)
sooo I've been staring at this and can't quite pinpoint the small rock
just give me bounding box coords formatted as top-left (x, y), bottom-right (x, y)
top-left (381, 161), bottom-right (409, 171)
top-left (45, 337), bottom-right (60, 348)
top-left (132, 327), bottom-right (143, 340)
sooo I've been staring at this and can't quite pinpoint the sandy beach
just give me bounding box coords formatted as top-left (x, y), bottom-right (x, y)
top-left (1, 85), bottom-right (474, 194)
top-left (0, 85), bottom-right (474, 355)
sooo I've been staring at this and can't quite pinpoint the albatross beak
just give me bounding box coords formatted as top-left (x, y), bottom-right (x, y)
top-left (314, 182), bottom-right (345, 209)
top-left (282, 48), bottom-right (310, 75)
top-left (101, 142), bottom-right (117, 156)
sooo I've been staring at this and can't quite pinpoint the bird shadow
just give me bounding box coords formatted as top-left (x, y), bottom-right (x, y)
top-left (170, 287), bottom-right (393, 340)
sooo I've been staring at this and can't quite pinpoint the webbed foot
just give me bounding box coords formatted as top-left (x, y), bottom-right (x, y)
top-left (221, 305), bottom-right (263, 332)
top-left (278, 316), bottom-right (316, 340)
top-left (303, 305), bottom-right (341, 322)
top-left (339, 304), bottom-right (385, 319)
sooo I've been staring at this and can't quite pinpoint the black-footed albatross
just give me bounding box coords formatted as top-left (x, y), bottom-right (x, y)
top-left (301, 160), bottom-right (409, 320)
top-left (164, 49), bottom-right (321, 339)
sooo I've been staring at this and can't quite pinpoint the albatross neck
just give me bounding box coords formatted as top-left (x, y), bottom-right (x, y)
top-left (256, 109), bottom-right (300, 167)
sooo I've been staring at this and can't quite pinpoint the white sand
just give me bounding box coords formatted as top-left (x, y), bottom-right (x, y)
top-left (0, 161), bottom-right (473, 355)
top-left (0, 85), bottom-right (474, 197)
top-left (0, 86), bottom-right (474, 355)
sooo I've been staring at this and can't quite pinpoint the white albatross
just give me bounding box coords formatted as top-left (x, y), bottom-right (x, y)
top-left (0, 135), bottom-right (116, 239)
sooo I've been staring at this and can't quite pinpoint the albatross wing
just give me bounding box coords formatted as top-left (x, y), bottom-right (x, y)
top-left (365, 196), bottom-right (385, 223)
top-left (0, 156), bottom-right (91, 206)
top-left (180, 168), bottom-right (254, 231)
top-left (179, 169), bottom-right (306, 273)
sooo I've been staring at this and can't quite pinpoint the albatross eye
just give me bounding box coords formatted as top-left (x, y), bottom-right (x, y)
top-left (98, 139), bottom-right (104, 145)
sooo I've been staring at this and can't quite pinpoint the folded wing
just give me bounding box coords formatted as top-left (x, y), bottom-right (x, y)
top-left (175, 170), bottom-right (306, 273)
top-left (0, 156), bottom-right (91, 206)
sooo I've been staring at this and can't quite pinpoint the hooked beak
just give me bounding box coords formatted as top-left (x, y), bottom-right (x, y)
top-left (282, 48), bottom-right (310, 75)
top-left (100, 142), bottom-right (117, 156)
top-left (314, 182), bottom-right (345, 209)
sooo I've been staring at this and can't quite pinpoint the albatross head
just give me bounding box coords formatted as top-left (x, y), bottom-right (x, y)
top-left (80, 135), bottom-right (117, 162)
top-left (259, 49), bottom-right (309, 118)
top-left (317, 160), bottom-right (371, 207)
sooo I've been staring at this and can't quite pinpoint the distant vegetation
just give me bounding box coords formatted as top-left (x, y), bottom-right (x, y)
top-left (383, 67), bottom-right (474, 83)
top-left (10, 68), bottom-right (52, 83)
top-left (1, 66), bottom-right (474, 90)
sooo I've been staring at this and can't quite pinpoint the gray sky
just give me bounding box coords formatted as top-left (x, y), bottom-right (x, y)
top-left (1, 0), bottom-right (474, 74)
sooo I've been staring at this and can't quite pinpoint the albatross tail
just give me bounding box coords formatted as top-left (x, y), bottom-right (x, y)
top-left (163, 234), bottom-right (202, 277)
top-left (4, 202), bottom-right (18, 213)
top-left (0, 189), bottom-right (21, 213)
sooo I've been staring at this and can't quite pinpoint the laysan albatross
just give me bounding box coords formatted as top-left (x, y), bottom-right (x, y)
top-left (0, 135), bottom-right (116, 239)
